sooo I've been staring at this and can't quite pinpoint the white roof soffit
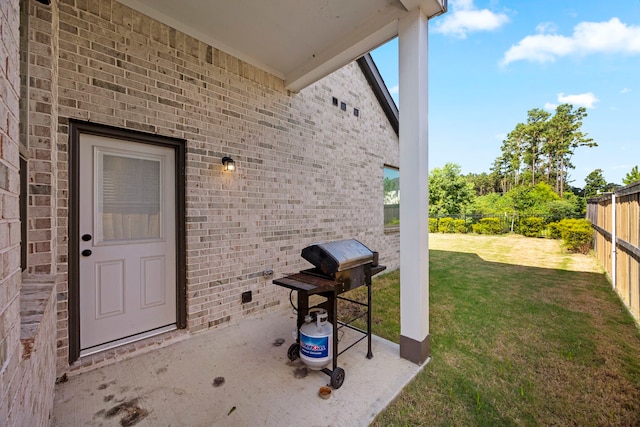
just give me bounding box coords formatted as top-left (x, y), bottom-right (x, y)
top-left (117, 0), bottom-right (447, 92)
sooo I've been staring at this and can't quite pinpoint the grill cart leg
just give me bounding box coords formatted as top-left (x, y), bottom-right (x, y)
top-left (329, 292), bottom-right (345, 388)
top-left (331, 291), bottom-right (339, 372)
top-left (322, 291), bottom-right (345, 388)
top-left (288, 290), bottom-right (309, 361)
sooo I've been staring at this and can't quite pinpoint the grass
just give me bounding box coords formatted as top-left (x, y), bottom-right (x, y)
top-left (343, 234), bottom-right (640, 426)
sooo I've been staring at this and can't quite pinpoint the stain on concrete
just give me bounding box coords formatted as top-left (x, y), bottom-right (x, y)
top-left (104, 398), bottom-right (149, 426)
top-left (55, 373), bottom-right (68, 384)
top-left (97, 380), bottom-right (116, 390)
top-left (294, 367), bottom-right (308, 379)
top-left (212, 376), bottom-right (225, 387)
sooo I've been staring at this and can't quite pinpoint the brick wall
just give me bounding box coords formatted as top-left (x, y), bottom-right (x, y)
top-left (25, 0), bottom-right (60, 277)
top-left (0, 0), bottom-right (58, 424)
top-left (7, 282), bottom-right (57, 426)
top-left (0, 0), bottom-right (25, 421)
top-left (21, 0), bottom-right (400, 374)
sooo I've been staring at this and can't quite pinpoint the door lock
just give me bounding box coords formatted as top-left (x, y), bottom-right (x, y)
top-left (82, 234), bottom-right (92, 241)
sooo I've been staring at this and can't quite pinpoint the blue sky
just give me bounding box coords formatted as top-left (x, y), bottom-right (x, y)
top-left (371, 0), bottom-right (640, 188)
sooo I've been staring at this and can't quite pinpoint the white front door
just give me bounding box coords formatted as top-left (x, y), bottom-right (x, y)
top-left (79, 134), bottom-right (176, 351)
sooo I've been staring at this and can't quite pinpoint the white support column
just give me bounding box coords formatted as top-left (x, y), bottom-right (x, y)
top-left (398, 8), bottom-right (430, 364)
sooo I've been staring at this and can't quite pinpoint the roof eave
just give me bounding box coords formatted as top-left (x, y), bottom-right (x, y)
top-left (357, 54), bottom-right (399, 136)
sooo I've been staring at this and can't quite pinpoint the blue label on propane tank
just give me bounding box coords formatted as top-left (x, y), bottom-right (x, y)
top-left (300, 333), bottom-right (329, 358)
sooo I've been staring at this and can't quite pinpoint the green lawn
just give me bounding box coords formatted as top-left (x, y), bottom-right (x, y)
top-left (350, 234), bottom-right (640, 426)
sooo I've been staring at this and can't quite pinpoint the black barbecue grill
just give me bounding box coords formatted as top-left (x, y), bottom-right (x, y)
top-left (273, 239), bottom-right (386, 389)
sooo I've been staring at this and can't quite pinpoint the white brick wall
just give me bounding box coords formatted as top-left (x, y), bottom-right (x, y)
top-left (21, 0), bottom-right (400, 376)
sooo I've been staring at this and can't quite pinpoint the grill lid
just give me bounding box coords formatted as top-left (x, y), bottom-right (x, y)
top-left (301, 239), bottom-right (373, 274)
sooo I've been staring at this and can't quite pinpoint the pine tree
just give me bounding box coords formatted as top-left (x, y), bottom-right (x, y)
top-left (623, 165), bottom-right (640, 186)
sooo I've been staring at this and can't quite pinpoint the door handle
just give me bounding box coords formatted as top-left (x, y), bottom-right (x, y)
top-left (81, 249), bottom-right (92, 257)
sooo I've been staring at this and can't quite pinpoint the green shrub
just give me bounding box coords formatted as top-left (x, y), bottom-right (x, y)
top-left (472, 217), bottom-right (502, 235)
top-left (547, 221), bottom-right (562, 239)
top-left (454, 219), bottom-right (468, 234)
top-left (429, 218), bottom-right (438, 233)
top-left (519, 217), bottom-right (545, 237)
top-left (558, 219), bottom-right (593, 254)
top-left (438, 217), bottom-right (455, 233)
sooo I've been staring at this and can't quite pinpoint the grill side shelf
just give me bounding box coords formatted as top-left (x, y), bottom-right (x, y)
top-left (371, 265), bottom-right (386, 276)
top-left (272, 273), bottom-right (340, 293)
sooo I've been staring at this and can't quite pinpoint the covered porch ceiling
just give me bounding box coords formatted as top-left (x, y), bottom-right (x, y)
top-left (117, 0), bottom-right (447, 91)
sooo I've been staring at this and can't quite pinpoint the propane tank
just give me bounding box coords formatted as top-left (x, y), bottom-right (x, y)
top-left (299, 308), bottom-right (333, 370)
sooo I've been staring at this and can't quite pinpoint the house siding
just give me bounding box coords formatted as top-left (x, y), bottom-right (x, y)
top-left (16, 0), bottom-right (400, 388)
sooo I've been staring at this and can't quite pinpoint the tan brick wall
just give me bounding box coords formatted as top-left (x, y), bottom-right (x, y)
top-left (20, 0), bottom-right (399, 374)
top-left (0, 0), bottom-right (59, 424)
top-left (25, 0), bottom-right (60, 277)
top-left (0, 0), bottom-right (25, 422)
top-left (8, 282), bottom-right (57, 426)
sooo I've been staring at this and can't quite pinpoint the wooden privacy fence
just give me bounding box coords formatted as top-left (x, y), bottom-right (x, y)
top-left (587, 182), bottom-right (640, 323)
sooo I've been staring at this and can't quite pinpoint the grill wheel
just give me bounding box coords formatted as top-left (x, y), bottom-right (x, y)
top-left (330, 367), bottom-right (345, 389)
top-left (287, 343), bottom-right (300, 361)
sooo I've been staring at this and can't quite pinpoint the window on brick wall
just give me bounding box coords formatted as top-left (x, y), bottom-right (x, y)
top-left (384, 166), bottom-right (399, 227)
top-left (20, 156), bottom-right (27, 271)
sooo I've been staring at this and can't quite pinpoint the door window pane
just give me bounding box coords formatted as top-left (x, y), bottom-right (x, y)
top-left (98, 152), bottom-right (161, 242)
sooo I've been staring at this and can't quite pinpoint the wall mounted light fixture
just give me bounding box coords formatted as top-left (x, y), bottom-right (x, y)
top-left (222, 156), bottom-right (236, 171)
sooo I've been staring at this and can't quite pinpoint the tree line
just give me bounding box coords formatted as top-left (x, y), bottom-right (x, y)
top-left (493, 104), bottom-right (595, 197)
top-left (428, 103), bottom-right (640, 219)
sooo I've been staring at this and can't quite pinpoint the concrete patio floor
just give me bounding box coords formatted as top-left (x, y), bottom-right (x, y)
top-left (52, 309), bottom-right (426, 426)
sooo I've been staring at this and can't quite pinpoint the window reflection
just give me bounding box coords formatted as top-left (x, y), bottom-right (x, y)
top-left (384, 166), bottom-right (399, 226)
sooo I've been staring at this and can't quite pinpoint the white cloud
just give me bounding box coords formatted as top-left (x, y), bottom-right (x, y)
top-left (433, 0), bottom-right (509, 39)
top-left (620, 87), bottom-right (632, 94)
top-left (557, 92), bottom-right (599, 108)
top-left (544, 93), bottom-right (598, 110)
top-left (535, 22), bottom-right (558, 34)
top-left (388, 85), bottom-right (399, 95)
top-left (501, 17), bottom-right (640, 66)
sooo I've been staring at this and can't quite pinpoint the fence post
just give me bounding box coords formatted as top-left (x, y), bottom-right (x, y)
top-left (612, 193), bottom-right (617, 290)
